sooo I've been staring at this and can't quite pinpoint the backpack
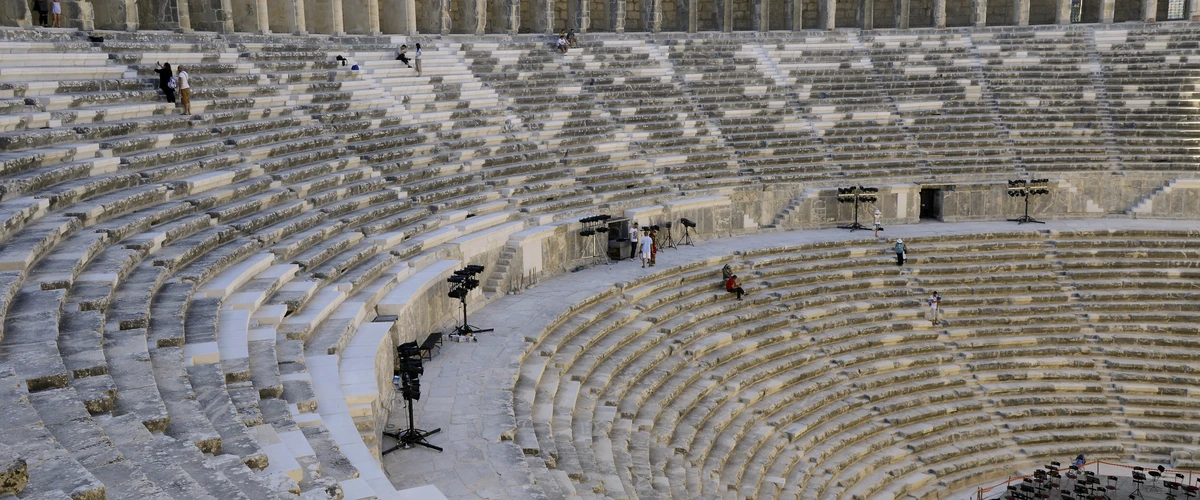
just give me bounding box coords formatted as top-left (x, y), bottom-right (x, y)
top-left (167, 77), bottom-right (177, 89)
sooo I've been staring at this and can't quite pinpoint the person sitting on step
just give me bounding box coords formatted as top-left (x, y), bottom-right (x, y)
top-left (726, 275), bottom-right (745, 301)
top-left (396, 44), bottom-right (412, 68)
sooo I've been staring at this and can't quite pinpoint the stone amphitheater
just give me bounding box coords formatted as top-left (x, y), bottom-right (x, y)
top-left (3, 0), bottom-right (1200, 497)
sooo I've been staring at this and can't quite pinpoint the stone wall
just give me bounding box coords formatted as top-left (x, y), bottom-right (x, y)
top-left (415, 0), bottom-right (437, 33)
top-left (625, 0), bottom-right (644, 30)
top-left (1, 0), bottom-right (29, 26)
top-left (661, 0), bottom-right (679, 29)
top-left (802, 0), bottom-right (817, 26)
top-left (698, 0), bottom-right (716, 28)
top-left (732, 0), bottom-right (751, 29)
top-left (769, 0), bottom-right (786, 27)
top-left (266, 0), bottom-right (299, 32)
top-left (986, 0), bottom-right (1011, 24)
top-left (1029, 0), bottom-right (1056, 22)
top-left (186, 0), bottom-right (232, 32)
top-left (488, 0), bottom-right (509, 32)
top-left (589, 0), bottom-right (607, 29)
top-left (1130, 180), bottom-right (1200, 219)
top-left (230, 0), bottom-right (260, 32)
top-left (835, 0), bottom-right (856, 25)
top-left (93, 0), bottom-right (133, 29)
top-left (553, 0), bottom-right (567, 29)
top-left (911, 0), bottom-right (933, 25)
top-left (945, 0), bottom-right (973, 24)
top-left (1114, 0), bottom-right (1141, 19)
top-left (874, 0), bottom-right (896, 26)
top-left (519, 0), bottom-right (533, 31)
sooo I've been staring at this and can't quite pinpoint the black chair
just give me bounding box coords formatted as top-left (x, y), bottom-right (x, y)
top-left (1167, 480), bottom-right (1181, 500)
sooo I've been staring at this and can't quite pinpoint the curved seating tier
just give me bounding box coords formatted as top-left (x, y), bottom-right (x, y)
top-left (514, 229), bottom-right (1200, 499)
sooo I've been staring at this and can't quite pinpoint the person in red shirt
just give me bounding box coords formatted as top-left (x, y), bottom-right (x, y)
top-left (725, 275), bottom-right (744, 300)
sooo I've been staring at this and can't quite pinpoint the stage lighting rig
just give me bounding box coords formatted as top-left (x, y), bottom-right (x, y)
top-left (383, 341), bottom-right (441, 454)
top-left (446, 265), bottom-right (492, 336)
top-left (1007, 178), bottom-right (1050, 224)
top-left (678, 218), bottom-right (697, 247)
top-left (836, 186), bottom-right (878, 231)
top-left (578, 214), bottom-right (613, 265)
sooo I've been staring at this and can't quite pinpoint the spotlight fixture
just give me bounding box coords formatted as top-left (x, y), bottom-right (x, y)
top-left (836, 186), bottom-right (878, 231)
top-left (446, 265), bottom-right (491, 335)
top-left (578, 214), bottom-right (613, 265)
top-left (1006, 178), bottom-right (1050, 224)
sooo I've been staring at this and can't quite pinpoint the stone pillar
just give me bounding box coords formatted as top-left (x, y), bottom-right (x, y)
top-left (971, 0), bottom-right (985, 26)
top-left (857, 0), bottom-right (872, 28)
top-left (1099, 0), bottom-right (1113, 22)
top-left (1054, 0), bottom-right (1069, 23)
top-left (1190, 0), bottom-right (1199, 20)
top-left (818, 0), bottom-right (834, 28)
top-left (1142, 0), bottom-right (1156, 21)
top-left (753, 0), bottom-right (768, 30)
top-left (717, 0), bottom-right (733, 30)
top-left (687, 0), bottom-right (697, 30)
top-left (610, 0), bottom-right (623, 31)
top-left (61, 0), bottom-right (95, 29)
top-left (439, 0), bottom-right (451, 33)
top-left (574, 0), bottom-right (589, 30)
top-left (932, 0), bottom-right (945, 26)
top-left (465, 0), bottom-right (486, 33)
top-left (643, 0), bottom-right (662, 31)
top-left (894, 0), bottom-right (908, 27)
top-left (366, 0), bottom-right (381, 33)
top-left (787, 0), bottom-right (801, 28)
top-left (1012, 0), bottom-right (1028, 25)
top-left (123, 0), bottom-right (137, 30)
top-left (256, 0), bottom-right (271, 31)
top-left (533, 0), bottom-right (552, 32)
top-left (176, 0), bottom-right (191, 30)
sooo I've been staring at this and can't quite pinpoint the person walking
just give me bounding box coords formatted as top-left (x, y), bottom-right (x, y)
top-left (725, 275), bottom-right (745, 301)
top-left (639, 229), bottom-right (653, 268)
top-left (894, 238), bottom-right (907, 266)
top-left (873, 209), bottom-right (883, 238)
top-left (154, 62), bottom-right (175, 103)
top-left (649, 227), bottom-right (659, 267)
top-left (628, 222), bottom-right (639, 260)
top-left (396, 44), bottom-right (411, 68)
top-left (414, 43), bottom-right (422, 76)
top-left (176, 66), bottom-right (191, 115)
top-left (928, 291), bottom-right (941, 325)
top-left (49, 0), bottom-right (60, 27)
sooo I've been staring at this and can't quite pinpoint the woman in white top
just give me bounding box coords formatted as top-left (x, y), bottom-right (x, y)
top-left (414, 43), bottom-right (422, 75)
top-left (929, 292), bottom-right (940, 325)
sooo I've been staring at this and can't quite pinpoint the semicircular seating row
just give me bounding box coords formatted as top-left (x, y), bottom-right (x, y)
top-left (0, 23), bottom-right (1199, 500)
top-left (513, 229), bottom-right (1200, 500)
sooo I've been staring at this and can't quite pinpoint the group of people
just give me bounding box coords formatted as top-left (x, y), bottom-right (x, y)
top-left (556, 30), bottom-right (579, 53)
top-left (396, 43), bottom-right (422, 75)
top-left (152, 62), bottom-right (191, 115)
top-left (29, 0), bottom-right (61, 28)
top-left (628, 222), bottom-right (662, 268)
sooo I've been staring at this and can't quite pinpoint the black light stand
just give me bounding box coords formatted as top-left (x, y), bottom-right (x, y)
top-left (836, 186), bottom-right (878, 231)
top-left (679, 218), bottom-right (696, 247)
top-left (579, 215), bottom-right (612, 266)
top-left (1007, 178), bottom-right (1049, 224)
top-left (382, 342), bottom-right (441, 454)
top-left (662, 221), bottom-right (677, 249)
top-left (448, 265), bottom-right (493, 337)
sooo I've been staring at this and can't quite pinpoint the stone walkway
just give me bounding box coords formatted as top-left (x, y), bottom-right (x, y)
top-left (381, 218), bottom-right (1199, 499)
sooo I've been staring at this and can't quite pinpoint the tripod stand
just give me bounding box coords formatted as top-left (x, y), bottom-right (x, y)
top-left (837, 190), bottom-right (873, 231)
top-left (663, 224), bottom-right (677, 250)
top-left (382, 377), bottom-right (442, 454)
top-left (1008, 191), bottom-right (1045, 225)
top-left (680, 225), bottom-right (695, 246)
top-left (454, 292), bottom-right (493, 336)
top-left (591, 229), bottom-right (612, 266)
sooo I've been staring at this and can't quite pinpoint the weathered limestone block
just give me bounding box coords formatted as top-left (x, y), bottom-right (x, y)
top-left (0, 443), bottom-right (27, 495)
top-left (0, 0), bottom-right (31, 27)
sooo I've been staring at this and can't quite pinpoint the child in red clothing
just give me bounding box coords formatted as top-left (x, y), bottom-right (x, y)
top-left (725, 275), bottom-right (744, 300)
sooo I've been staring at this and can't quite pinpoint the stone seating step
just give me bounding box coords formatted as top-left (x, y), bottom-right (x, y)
top-left (0, 375), bottom-right (99, 500)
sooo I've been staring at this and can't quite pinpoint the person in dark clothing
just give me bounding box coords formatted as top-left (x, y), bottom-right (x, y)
top-left (396, 44), bottom-right (411, 68)
top-left (894, 238), bottom-right (907, 266)
top-left (726, 275), bottom-right (745, 300)
top-left (154, 62), bottom-right (175, 103)
top-left (32, 0), bottom-right (47, 26)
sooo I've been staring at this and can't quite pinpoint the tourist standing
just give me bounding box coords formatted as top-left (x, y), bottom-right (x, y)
top-left (414, 43), bottom-right (422, 76)
top-left (639, 230), bottom-right (653, 268)
top-left (894, 238), bottom-right (906, 266)
top-left (177, 66), bottom-right (191, 115)
top-left (928, 291), bottom-right (941, 325)
top-left (154, 62), bottom-right (175, 103)
top-left (873, 209), bottom-right (883, 238)
top-left (628, 222), bottom-right (639, 260)
top-left (50, 0), bottom-right (60, 27)
top-left (33, 0), bottom-right (48, 26)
